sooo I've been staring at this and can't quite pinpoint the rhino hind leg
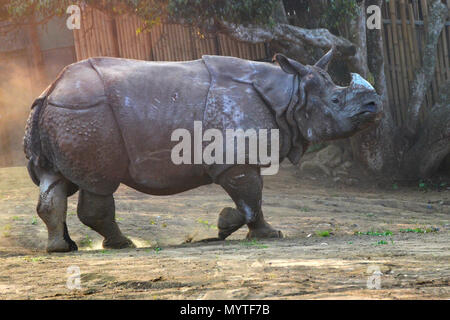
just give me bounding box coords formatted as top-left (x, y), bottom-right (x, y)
top-left (37, 171), bottom-right (78, 252)
top-left (217, 166), bottom-right (283, 240)
top-left (77, 190), bottom-right (135, 249)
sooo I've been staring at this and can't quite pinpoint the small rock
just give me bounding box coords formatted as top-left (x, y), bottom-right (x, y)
top-left (344, 178), bottom-right (359, 186)
top-left (318, 223), bottom-right (332, 228)
top-left (342, 161), bottom-right (353, 169)
top-left (334, 169), bottom-right (349, 176)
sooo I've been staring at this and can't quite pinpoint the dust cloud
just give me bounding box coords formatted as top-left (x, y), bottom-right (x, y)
top-left (0, 61), bottom-right (39, 167)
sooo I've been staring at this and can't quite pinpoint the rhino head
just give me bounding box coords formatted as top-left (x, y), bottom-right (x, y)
top-left (274, 48), bottom-right (382, 143)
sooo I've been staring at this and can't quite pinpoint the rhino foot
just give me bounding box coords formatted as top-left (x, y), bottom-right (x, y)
top-left (217, 207), bottom-right (247, 240)
top-left (103, 237), bottom-right (135, 249)
top-left (246, 225), bottom-right (283, 239)
top-left (47, 238), bottom-right (78, 253)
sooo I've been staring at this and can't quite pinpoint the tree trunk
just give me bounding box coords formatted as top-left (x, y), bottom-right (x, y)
top-left (404, 0), bottom-right (448, 136)
top-left (402, 80), bottom-right (450, 178)
top-left (347, 0), bottom-right (368, 77)
top-left (348, 0), bottom-right (398, 174)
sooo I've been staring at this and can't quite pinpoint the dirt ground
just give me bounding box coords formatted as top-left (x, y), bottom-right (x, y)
top-left (0, 162), bottom-right (449, 300)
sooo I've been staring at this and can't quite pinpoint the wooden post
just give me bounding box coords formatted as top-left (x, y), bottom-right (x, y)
top-left (389, 0), bottom-right (406, 124)
top-left (407, 3), bottom-right (419, 67)
top-left (400, 0), bottom-right (414, 83)
top-left (106, 14), bottom-right (119, 57)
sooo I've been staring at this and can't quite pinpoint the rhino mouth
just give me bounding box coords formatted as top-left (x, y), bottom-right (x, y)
top-left (357, 101), bottom-right (377, 115)
top-left (352, 101), bottom-right (379, 119)
top-left (351, 101), bottom-right (381, 130)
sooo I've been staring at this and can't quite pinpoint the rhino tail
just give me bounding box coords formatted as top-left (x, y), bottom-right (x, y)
top-left (23, 86), bottom-right (53, 186)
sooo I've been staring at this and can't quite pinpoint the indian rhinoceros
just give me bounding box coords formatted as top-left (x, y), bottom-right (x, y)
top-left (24, 48), bottom-right (381, 252)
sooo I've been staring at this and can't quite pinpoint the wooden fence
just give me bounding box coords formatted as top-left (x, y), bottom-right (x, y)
top-left (73, 7), bottom-right (268, 63)
top-left (380, 0), bottom-right (449, 126)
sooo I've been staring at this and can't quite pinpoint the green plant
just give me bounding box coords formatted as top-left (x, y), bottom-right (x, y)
top-left (315, 230), bottom-right (331, 237)
top-left (240, 239), bottom-right (268, 249)
top-left (154, 247), bottom-right (162, 253)
top-left (167, 0), bottom-right (279, 29)
top-left (322, 0), bottom-right (358, 35)
top-left (2, 224), bottom-right (11, 237)
top-left (23, 256), bottom-right (45, 262)
top-left (80, 235), bottom-right (93, 248)
top-left (197, 218), bottom-right (218, 229)
top-left (366, 72), bottom-right (375, 86)
top-left (354, 230), bottom-right (393, 236)
top-left (30, 216), bottom-right (38, 225)
top-left (418, 181), bottom-right (427, 191)
top-left (399, 227), bottom-right (438, 234)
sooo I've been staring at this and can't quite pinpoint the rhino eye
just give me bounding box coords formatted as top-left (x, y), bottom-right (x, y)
top-left (332, 98), bottom-right (339, 104)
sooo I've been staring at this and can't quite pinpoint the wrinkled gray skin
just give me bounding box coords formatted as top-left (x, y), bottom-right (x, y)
top-left (24, 48), bottom-right (381, 252)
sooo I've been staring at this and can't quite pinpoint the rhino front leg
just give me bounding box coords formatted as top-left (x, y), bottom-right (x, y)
top-left (77, 190), bottom-right (135, 249)
top-left (217, 166), bottom-right (283, 240)
top-left (37, 172), bottom-right (78, 252)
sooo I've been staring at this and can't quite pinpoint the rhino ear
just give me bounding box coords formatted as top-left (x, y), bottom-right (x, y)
top-left (314, 46), bottom-right (335, 70)
top-left (273, 54), bottom-right (309, 77)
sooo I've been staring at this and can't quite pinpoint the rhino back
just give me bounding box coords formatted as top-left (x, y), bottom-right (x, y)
top-left (47, 59), bottom-right (107, 109)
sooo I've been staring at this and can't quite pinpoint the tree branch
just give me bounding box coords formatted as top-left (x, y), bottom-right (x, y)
top-left (0, 13), bottom-right (57, 35)
top-left (217, 21), bottom-right (357, 59)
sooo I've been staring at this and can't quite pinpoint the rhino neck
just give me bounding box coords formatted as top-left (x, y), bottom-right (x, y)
top-left (252, 72), bottom-right (308, 165)
top-left (284, 75), bottom-right (309, 165)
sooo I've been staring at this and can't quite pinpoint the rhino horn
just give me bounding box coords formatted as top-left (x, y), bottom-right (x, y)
top-left (273, 53), bottom-right (309, 77)
top-left (349, 73), bottom-right (375, 91)
top-left (314, 47), bottom-right (335, 70)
